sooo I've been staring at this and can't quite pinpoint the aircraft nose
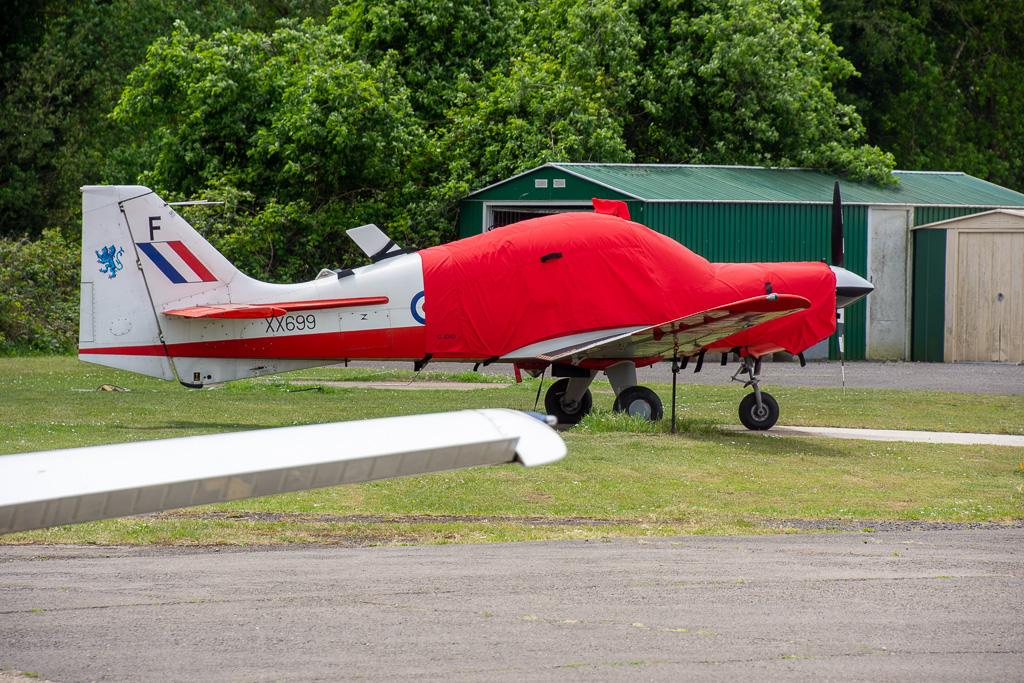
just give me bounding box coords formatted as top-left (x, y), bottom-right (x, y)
top-left (830, 265), bottom-right (873, 309)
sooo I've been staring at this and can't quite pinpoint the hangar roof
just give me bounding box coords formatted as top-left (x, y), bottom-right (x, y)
top-left (465, 164), bottom-right (1024, 207)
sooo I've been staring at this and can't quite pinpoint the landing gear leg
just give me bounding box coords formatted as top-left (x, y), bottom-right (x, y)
top-left (544, 374), bottom-right (596, 425)
top-left (732, 355), bottom-right (779, 430)
top-left (606, 361), bottom-right (664, 421)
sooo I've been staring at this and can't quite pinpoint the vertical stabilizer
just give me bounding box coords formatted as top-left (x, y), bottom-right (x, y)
top-left (115, 187), bottom-right (249, 308)
top-left (80, 186), bottom-right (324, 387)
top-left (79, 186), bottom-right (175, 379)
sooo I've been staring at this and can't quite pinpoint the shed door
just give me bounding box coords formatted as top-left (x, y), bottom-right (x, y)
top-left (953, 231), bottom-right (1024, 362)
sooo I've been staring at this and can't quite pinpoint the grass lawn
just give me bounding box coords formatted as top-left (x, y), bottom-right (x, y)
top-left (2, 356), bottom-right (1022, 545)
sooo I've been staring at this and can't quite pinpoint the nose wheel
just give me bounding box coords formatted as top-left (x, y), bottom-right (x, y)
top-left (732, 355), bottom-right (780, 430)
top-left (738, 391), bottom-right (779, 430)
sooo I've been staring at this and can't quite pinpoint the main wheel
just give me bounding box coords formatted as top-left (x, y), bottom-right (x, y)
top-left (613, 386), bottom-right (664, 421)
top-left (544, 378), bottom-right (593, 425)
top-left (738, 391), bottom-right (779, 430)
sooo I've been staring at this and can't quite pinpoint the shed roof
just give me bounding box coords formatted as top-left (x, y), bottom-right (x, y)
top-left (465, 164), bottom-right (1024, 207)
top-left (912, 208), bottom-right (1024, 231)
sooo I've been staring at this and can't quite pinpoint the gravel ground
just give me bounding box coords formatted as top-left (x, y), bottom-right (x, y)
top-left (761, 518), bottom-right (1024, 532)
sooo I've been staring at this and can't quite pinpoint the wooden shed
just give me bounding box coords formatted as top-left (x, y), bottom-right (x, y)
top-left (912, 210), bottom-right (1024, 363)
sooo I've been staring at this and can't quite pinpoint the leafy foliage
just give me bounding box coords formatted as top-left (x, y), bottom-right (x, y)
top-left (113, 21), bottom-right (425, 280)
top-left (822, 0), bottom-right (1024, 189)
top-left (112, 0), bottom-right (894, 273)
top-left (0, 0), bottom-right (275, 240)
top-left (0, 229), bottom-right (79, 354)
top-left (8, 0), bottom-right (1024, 352)
top-left (433, 0), bottom-right (642, 200)
top-left (629, 0), bottom-right (894, 181)
top-left (338, 0), bottom-right (525, 124)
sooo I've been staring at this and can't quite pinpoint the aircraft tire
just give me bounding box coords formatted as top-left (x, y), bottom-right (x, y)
top-left (612, 386), bottom-right (663, 421)
top-left (544, 378), bottom-right (593, 425)
top-left (738, 392), bottom-right (779, 430)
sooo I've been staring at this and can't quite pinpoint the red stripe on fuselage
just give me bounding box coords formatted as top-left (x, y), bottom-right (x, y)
top-left (80, 344), bottom-right (167, 357)
top-left (79, 327), bottom-right (428, 360)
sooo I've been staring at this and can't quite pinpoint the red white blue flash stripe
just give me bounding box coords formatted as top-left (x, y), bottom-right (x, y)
top-left (138, 242), bottom-right (217, 284)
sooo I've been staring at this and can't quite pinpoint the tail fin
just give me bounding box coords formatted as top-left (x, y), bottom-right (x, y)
top-left (79, 185), bottom-right (245, 380)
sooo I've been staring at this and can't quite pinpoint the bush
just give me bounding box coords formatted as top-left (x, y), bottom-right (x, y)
top-left (0, 229), bottom-right (80, 354)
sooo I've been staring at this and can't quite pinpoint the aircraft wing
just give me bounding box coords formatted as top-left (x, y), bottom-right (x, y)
top-left (162, 297), bottom-right (390, 319)
top-left (0, 409), bottom-right (564, 534)
top-left (533, 294), bottom-right (810, 362)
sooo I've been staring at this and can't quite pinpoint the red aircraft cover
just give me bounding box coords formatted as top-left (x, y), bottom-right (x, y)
top-left (419, 212), bottom-right (836, 358)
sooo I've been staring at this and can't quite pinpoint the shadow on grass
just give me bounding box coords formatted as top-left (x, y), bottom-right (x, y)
top-left (121, 421), bottom-right (268, 433)
top-left (574, 409), bottom-right (860, 459)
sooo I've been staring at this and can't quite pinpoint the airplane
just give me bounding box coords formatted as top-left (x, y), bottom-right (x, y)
top-left (78, 184), bottom-right (873, 431)
top-left (0, 408), bottom-right (566, 534)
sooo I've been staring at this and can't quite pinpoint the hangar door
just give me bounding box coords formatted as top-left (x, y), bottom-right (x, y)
top-left (485, 204), bottom-right (592, 230)
top-left (952, 230), bottom-right (1024, 362)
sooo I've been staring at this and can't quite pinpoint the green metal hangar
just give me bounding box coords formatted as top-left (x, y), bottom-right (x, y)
top-left (458, 163), bottom-right (1024, 363)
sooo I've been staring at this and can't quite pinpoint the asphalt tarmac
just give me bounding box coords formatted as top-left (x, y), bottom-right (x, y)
top-left (344, 358), bottom-right (1024, 394)
top-left (1, 360), bottom-right (1021, 682)
top-left (637, 358), bottom-right (1024, 395)
top-left (2, 530), bottom-right (1022, 682)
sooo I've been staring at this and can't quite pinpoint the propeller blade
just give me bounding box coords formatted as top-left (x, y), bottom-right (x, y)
top-left (831, 181), bottom-right (844, 268)
top-left (832, 181), bottom-right (847, 394)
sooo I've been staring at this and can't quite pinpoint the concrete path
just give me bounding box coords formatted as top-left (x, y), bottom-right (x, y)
top-left (290, 379), bottom-right (512, 391)
top-left (2, 530), bottom-right (1022, 682)
top-left (726, 424), bottom-right (1024, 448)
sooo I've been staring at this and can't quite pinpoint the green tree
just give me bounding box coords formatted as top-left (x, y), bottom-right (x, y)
top-left (0, 0), bottom-right (334, 240)
top-left (0, 228), bottom-right (79, 354)
top-left (111, 0), bottom-right (898, 278)
top-left (113, 21), bottom-right (426, 280)
top-left (337, 0), bottom-right (524, 123)
top-left (432, 0), bottom-right (642, 203)
top-left (823, 0), bottom-right (1024, 190)
top-left (629, 0), bottom-right (894, 182)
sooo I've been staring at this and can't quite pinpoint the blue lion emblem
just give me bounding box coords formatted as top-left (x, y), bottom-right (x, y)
top-left (96, 245), bottom-right (125, 279)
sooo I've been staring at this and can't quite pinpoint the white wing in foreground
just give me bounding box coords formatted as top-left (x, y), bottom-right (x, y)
top-left (0, 409), bottom-right (565, 534)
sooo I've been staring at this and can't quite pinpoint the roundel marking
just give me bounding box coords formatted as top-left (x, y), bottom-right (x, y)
top-left (411, 290), bottom-right (425, 325)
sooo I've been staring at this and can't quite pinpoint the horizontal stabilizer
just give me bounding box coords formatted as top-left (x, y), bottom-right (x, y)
top-left (347, 224), bottom-right (403, 261)
top-left (163, 297), bottom-right (390, 319)
top-left (536, 294), bottom-right (810, 362)
top-left (0, 409), bottom-right (565, 534)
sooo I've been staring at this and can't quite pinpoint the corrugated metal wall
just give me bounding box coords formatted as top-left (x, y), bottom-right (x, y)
top-left (459, 202), bottom-right (483, 237)
top-left (645, 202), bottom-right (833, 262)
top-left (644, 202), bottom-right (867, 360)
